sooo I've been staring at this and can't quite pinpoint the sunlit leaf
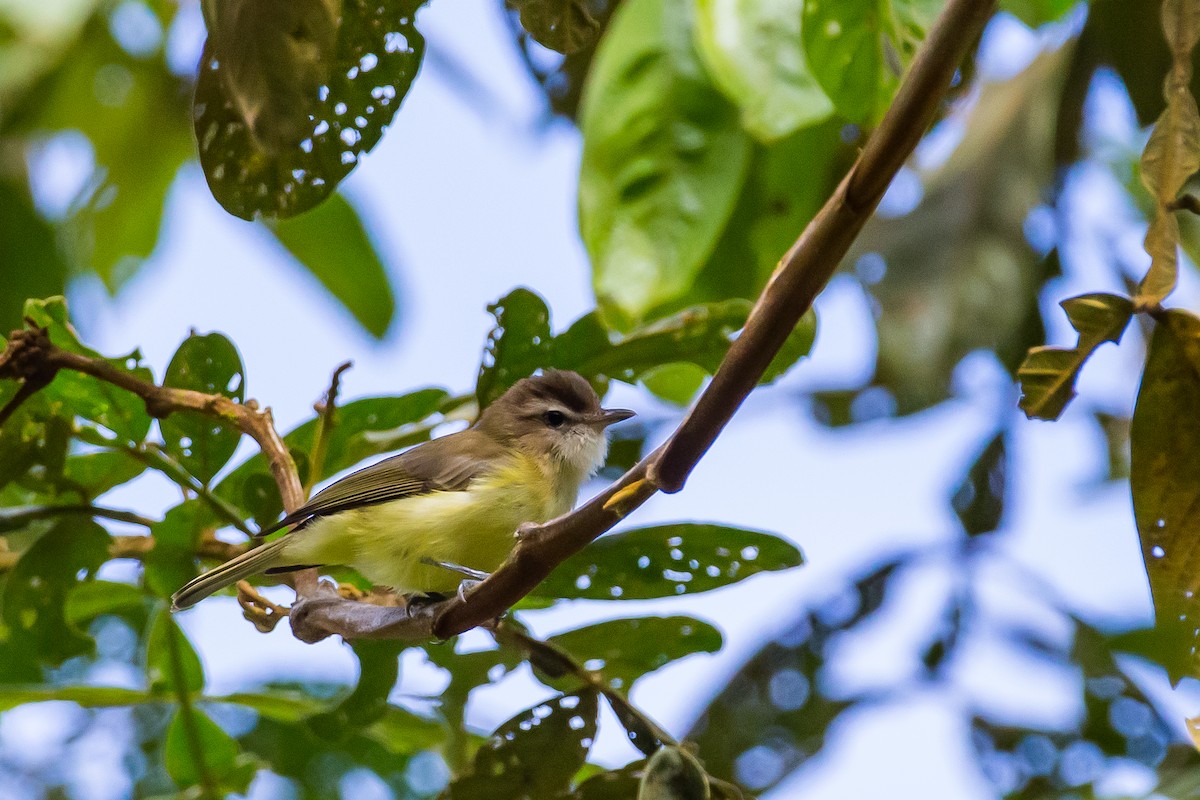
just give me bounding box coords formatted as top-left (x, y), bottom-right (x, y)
top-left (146, 605), bottom-right (205, 695)
top-left (638, 746), bottom-right (710, 800)
top-left (265, 192), bottom-right (397, 338)
top-left (533, 523), bottom-right (802, 601)
top-left (2, 518), bottom-right (109, 665)
top-left (1131, 308), bottom-right (1200, 684)
top-left (445, 690), bottom-right (600, 799)
top-left (195, 0), bottom-right (425, 219)
top-left (1137, 0), bottom-right (1200, 303)
top-left (802, 0), bottom-right (943, 124)
top-left (164, 705), bottom-right (242, 789)
top-left (1000, 0), bottom-right (1076, 26)
top-left (693, 0), bottom-right (833, 142)
top-left (509, 0), bottom-right (600, 54)
top-left (547, 616), bottom-right (722, 691)
top-left (0, 685), bottom-right (154, 713)
top-left (160, 332), bottom-right (245, 484)
top-left (1017, 293), bottom-right (1134, 420)
top-left (579, 0), bottom-right (751, 328)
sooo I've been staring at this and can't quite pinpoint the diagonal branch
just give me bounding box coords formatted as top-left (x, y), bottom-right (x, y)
top-left (286, 0), bottom-right (1000, 643)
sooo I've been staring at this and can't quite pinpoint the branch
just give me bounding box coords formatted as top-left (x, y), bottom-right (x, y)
top-left (287, 0), bottom-right (999, 643)
top-left (0, 504), bottom-right (155, 532)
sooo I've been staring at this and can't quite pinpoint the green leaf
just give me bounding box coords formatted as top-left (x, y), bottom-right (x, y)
top-left (1000, 0), bottom-right (1076, 26)
top-left (309, 639), bottom-right (403, 736)
top-left (164, 705), bottom-right (240, 789)
top-left (214, 389), bottom-right (447, 523)
top-left (61, 449), bottom-right (146, 499)
top-left (548, 616), bottom-right (722, 690)
top-left (1131, 309), bottom-right (1200, 684)
top-left (2, 518), bottom-right (109, 665)
top-left (579, 0), bottom-right (751, 328)
top-left (694, 0), bottom-right (833, 142)
top-left (195, 0), bottom-right (425, 219)
top-left (0, 685), bottom-right (156, 713)
top-left (950, 431), bottom-right (1006, 537)
top-left (445, 690), bottom-right (600, 799)
top-left (802, 0), bottom-right (943, 124)
top-left (146, 605), bottom-right (205, 695)
top-left (143, 502), bottom-right (206, 599)
top-left (160, 332), bottom-right (246, 484)
top-left (361, 704), bottom-right (447, 755)
top-left (638, 746), bottom-right (710, 800)
top-left (0, 180), bottom-right (68, 334)
top-left (265, 193), bottom-right (397, 338)
top-left (509, 0), bottom-right (600, 54)
top-left (477, 288), bottom-right (553, 408)
top-left (638, 363), bottom-right (709, 406)
top-left (64, 579), bottom-right (146, 627)
top-left (1017, 293), bottom-right (1134, 420)
top-left (533, 523), bottom-right (802, 601)
top-left (207, 689), bottom-right (322, 723)
top-left (1136, 0), bottom-right (1200, 303)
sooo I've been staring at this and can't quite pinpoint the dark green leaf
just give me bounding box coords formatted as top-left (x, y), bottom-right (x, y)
top-left (579, 0), bottom-right (751, 328)
top-left (574, 761), bottom-right (646, 800)
top-left (309, 639), bottom-right (403, 736)
top-left (61, 449), bottom-right (146, 499)
top-left (2, 518), bottom-right (109, 665)
top-left (1018, 293), bottom-right (1134, 420)
top-left (146, 605), bottom-right (205, 695)
top-left (445, 689), bottom-right (600, 799)
top-left (533, 523), bottom-right (802, 601)
top-left (802, 0), bottom-right (941, 124)
top-left (1131, 309), bottom-right (1200, 684)
top-left (950, 431), bottom-right (1006, 537)
top-left (638, 746), bottom-right (710, 800)
top-left (477, 288), bottom-right (553, 408)
top-left (143, 502), bottom-right (206, 599)
top-left (266, 193), bottom-right (397, 338)
top-left (160, 332), bottom-right (245, 484)
top-left (195, 0), bottom-right (425, 219)
top-left (214, 389), bottom-right (447, 522)
top-left (693, 0), bottom-right (833, 142)
top-left (510, 0), bottom-right (600, 54)
top-left (361, 704), bottom-right (447, 755)
top-left (0, 180), bottom-right (68, 334)
top-left (164, 705), bottom-right (240, 789)
top-left (547, 616), bottom-right (722, 690)
top-left (0, 393), bottom-right (70, 492)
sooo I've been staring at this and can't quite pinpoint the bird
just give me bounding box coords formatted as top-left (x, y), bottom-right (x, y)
top-left (171, 370), bottom-right (634, 610)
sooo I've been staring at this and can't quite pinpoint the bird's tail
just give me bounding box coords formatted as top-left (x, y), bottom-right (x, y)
top-left (171, 537), bottom-right (289, 611)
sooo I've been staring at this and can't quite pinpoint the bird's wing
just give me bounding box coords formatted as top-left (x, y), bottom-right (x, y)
top-left (258, 429), bottom-right (509, 536)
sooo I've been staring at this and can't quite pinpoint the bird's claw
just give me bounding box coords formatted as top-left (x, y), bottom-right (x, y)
top-left (420, 556), bottom-right (490, 581)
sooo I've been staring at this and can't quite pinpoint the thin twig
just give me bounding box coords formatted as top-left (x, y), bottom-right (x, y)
top-left (0, 504), bottom-right (156, 532)
top-left (305, 360), bottom-right (352, 497)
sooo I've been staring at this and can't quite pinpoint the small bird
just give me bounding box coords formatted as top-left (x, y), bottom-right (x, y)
top-left (171, 370), bottom-right (633, 610)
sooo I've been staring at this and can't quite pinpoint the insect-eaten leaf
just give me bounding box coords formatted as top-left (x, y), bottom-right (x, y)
top-left (1131, 309), bottom-right (1200, 685)
top-left (533, 523), bottom-right (802, 601)
top-left (195, 0), bottom-right (425, 219)
top-left (444, 690), bottom-right (599, 799)
top-left (543, 615), bottom-right (722, 691)
top-left (579, 0), bottom-right (751, 328)
top-left (160, 332), bottom-right (245, 484)
top-left (509, 0), bottom-right (600, 54)
top-left (1017, 293), bottom-right (1134, 420)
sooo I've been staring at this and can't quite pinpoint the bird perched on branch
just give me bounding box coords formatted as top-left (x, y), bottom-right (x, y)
top-left (171, 370), bottom-right (633, 611)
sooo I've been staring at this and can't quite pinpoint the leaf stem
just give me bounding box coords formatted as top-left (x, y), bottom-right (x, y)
top-left (164, 617), bottom-right (218, 799)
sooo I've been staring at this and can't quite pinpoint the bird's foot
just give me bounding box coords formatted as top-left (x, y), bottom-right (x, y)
top-left (457, 579), bottom-right (482, 603)
top-left (419, 556), bottom-right (491, 581)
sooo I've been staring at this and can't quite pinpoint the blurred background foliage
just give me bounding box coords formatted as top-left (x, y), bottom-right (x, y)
top-left (2, 0), bottom-right (1200, 798)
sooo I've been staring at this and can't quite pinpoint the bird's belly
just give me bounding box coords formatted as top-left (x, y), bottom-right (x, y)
top-left (283, 469), bottom-right (569, 595)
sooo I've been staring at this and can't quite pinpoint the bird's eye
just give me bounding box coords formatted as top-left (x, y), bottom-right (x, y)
top-left (544, 410), bottom-right (566, 428)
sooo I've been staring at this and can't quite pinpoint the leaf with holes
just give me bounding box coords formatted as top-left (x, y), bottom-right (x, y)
top-left (546, 616), bottom-right (722, 691)
top-left (1132, 309), bottom-right (1200, 684)
top-left (265, 192), bottom-right (397, 338)
top-left (579, 0), bottom-right (751, 328)
top-left (1017, 293), bottom-right (1134, 420)
top-left (2, 519), bottom-right (110, 665)
top-left (1137, 0), bottom-right (1200, 303)
top-left (160, 332), bottom-right (245, 484)
top-left (533, 523), bottom-right (802, 601)
top-left (445, 690), bottom-right (600, 799)
top-left (195, 0), bottom-right (425, 219)
top-left (477, 288), bottom-right (553, 408)
top-left (694, 0), bottom-right (833, 142)
top-left (510, 0), bottom-right (600, 54)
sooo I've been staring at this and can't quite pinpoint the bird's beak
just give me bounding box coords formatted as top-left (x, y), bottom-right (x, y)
top-left (594, 408), bottom-right (635, 427)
